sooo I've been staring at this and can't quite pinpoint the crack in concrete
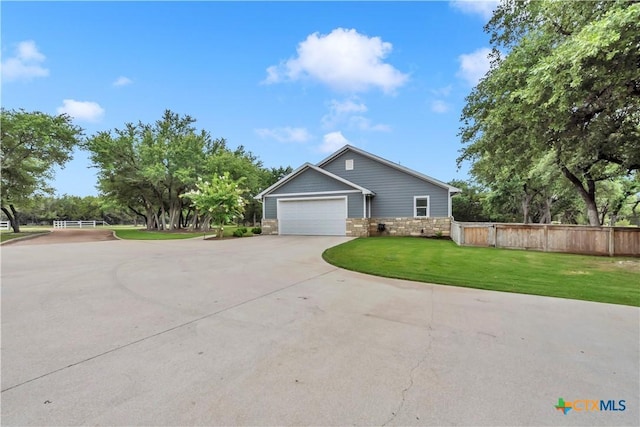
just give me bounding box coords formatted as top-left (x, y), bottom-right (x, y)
top-left (382, 351), bottom-right (429, 426)
top-left (381, 287), bottom-right (435, 426)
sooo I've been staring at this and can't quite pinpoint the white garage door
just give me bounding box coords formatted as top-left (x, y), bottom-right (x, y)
top-left (278, 198), bottom-right (346, 236)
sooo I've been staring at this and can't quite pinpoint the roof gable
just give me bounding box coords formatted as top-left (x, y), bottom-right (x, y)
top-left (316, 145), bottom-right (461, 193)
top-left (255, 162), bottom-right (374, 199)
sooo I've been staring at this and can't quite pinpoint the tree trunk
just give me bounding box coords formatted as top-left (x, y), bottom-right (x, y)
top-left (1, 205), bottom-right (20, 232)
top-left (127, 205), bottom-right (148, 227)
top-left (559, 165), bottom-right (601, 226)
top-left (168, 200), bottom-right (180, 230)
top-left (521, 193), bottom-right (532, 224)
top-left (160, 205), bottom-right (167, 230)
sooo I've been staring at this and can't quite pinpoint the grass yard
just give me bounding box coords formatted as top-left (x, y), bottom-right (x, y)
top-left (113, 226), bottom-right (256, 240)
top-left (0, 231), bottom-right (50, 243)
top-left (323, 237), bottom-right (640, 307)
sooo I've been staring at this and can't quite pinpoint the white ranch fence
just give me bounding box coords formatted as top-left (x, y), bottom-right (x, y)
top-left (0, 221), bottom-right (10, 231)
top-left (53, 220), bottom-right (110, 229)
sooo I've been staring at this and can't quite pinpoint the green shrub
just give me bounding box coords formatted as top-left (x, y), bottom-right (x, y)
top-left (233, 229), bottom-right (245, 237)
top-left (239, 227), bottom-right (248, 234)
top-left (252, 227), bottom-right (262, 235)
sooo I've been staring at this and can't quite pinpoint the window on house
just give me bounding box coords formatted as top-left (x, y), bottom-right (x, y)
top-left (414, 196), bottom-right (430, 217)
top-left (345, 159), bottom-right (354, 170)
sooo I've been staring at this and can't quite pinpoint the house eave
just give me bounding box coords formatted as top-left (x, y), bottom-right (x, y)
top-left (254, 162), bottom-right (374, 200)
top-left (317, 144), bottom-right (461, 193)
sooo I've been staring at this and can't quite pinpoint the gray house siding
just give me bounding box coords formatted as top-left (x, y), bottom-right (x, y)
top-left (321, 150), bottom-right (450, 217)
top-left (264, 192), bottom-right (364, 219)
top-left (271, 168), bottom-right (354, 195)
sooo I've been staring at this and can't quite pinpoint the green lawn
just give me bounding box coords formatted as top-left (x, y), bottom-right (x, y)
top-left (322, 237), bottom-right (640, 307)
top-left (113, 226), bottom-right (256, 240)
top-left (0, 231), bottom-right (50, 242)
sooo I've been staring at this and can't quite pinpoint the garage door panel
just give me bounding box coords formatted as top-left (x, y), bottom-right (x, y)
top-left (278, 198), bottom-right (346, 236)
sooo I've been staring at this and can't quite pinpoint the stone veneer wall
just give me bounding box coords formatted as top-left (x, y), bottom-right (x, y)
top-left (346, 218), bottom-right (370, 237)
top-left (261, 219), bottom-right (278, 235)
top-left (368, 217), bottom-right (452, 237)
top-left (262, 217), bottom-right (451, 237)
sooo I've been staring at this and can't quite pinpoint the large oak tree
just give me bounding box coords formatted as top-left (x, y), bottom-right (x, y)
top-left (0, 109), bottom-right (83, 232)
top-left (459, 0), bottom-right (640, 225)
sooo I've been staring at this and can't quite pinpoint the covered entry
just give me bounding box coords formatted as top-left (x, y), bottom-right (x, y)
top-left (277, 197), bottom-right (346, 236)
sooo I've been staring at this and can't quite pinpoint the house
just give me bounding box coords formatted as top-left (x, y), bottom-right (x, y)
top-left (255, 145), bottom-right (461, 237)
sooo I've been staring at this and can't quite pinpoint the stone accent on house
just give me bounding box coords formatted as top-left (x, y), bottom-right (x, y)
top-left (368, 217), bottom-right (452, 237)
top-left (262, 217), bottom-right (451, 237)
top-left (261, 219), bottom-right (279, 235)
top-left (346, 218), bottom-right (370, 237)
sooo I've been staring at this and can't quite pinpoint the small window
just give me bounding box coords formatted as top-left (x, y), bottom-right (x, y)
top-left (414, 196), bottom-right (430, 217)
top-left (345, 159), bottom-right (354, 170)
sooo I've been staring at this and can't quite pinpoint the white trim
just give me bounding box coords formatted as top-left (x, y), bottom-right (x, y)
top-left (413, 195), bottom-right (431, 218)
top-left (448, 189), bottom-right (452, 217)
top-left (261, 196), bottom-right (265, 220)
top-left (345, 159), bottom-right (354, 170)
top-left (277, 195), bottom-right (347, 204)
top-left (255, 162), bottom-right (374, 199)
top-left (362, 194), bottom-right (366, 219)
top-left (265, 190), bottom-right (361, 197)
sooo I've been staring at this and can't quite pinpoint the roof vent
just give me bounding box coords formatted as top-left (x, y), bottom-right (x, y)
top-left (345, 159), bottom-right (354, 170)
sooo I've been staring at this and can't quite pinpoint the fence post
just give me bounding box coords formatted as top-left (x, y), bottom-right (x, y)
top-left (488, 224), bottom-right (496, 247)
top-left (543, 225), bottom-right (549, 252)
top-left (609, 227), bottom-right (615, 257)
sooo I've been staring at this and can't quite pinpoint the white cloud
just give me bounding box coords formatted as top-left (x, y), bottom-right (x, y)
top-left (450, 1), bottom-right (499, 20)
top-left (113, 76), bottom-right (133, 87)
top-left (1, 40), bottom-right (49, 82)
top-left (457, 47), bottom-right (492, 86)
top-left (430, 85), bottom-right (453, 97)
top-left (57, 99), bottom-right (105, 122)
top-left (264, 28), bottom-right (409, 94)
top-left (348, 116), bottom-right (391, 132)
top-left (322, 97), bottom-right (390, 132)
top-left (322, 97), bottom-right (366, 128)
top-left (320, 131), bottom-right (351, 153)
top-left (329, 98), bottom-right (367, 115)
top-left (430, 100), bottom-right (450, 114)
top-left (255, 126), bottom-right (311, 143)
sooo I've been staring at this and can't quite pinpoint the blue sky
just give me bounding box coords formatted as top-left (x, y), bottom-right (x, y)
top-left (1, 1), bottom-right (497, 197)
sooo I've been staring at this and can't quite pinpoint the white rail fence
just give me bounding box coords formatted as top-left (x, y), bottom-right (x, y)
top-left (0, 221), bottom-right (10, 231)
top-left (53, 220), bottom-right (110, 229)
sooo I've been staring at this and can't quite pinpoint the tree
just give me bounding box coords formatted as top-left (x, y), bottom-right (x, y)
top-left (85, 111), bottom-right (222, 230)
top-left (0, 109), bottom-right (83, 232)
top-left (448, 179), bottom-right (492, 222)
top-left (181, 172), bottom-right (246, 238)
top-left (459, 0), bottom-right (640, 225)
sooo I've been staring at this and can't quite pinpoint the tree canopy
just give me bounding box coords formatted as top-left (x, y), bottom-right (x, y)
top-left (181, 172), bottom-right (246, 237)
top-left (459, 0), bottom-right (640, 225)
top-left (85, 110), bottom-right (274, 230)
top-left (0, 109), bottom-right (83, 232)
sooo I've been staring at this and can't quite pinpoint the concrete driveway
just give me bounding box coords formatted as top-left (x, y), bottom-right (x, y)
top-left (1, 236), bottom-right (638, 426)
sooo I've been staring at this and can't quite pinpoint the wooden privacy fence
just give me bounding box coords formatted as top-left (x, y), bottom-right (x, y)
top-left (451, 221), bottom-right (640, 257)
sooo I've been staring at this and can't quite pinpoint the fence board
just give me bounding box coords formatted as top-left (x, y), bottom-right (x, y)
top-left (465, 227), bottom-right (489, 246)
top-left (614, 228), bottom-right (640, 256)
top-left (451, 221), bottom-right (639, 257)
